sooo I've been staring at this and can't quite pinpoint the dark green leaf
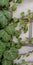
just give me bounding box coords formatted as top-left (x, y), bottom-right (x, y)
top-left (0, 0), bottom-right (9, 8)
top-left (2, 59), bottom-right (13, 65)
top-left (5, 24), bottom-right (15, 36)
top-left (0, 40), bottom-right (6, 58)
top-left (4, 47), bottom-right (18, 60)
top-left (3, 10), bottom-right (12, 21)
top-left (0, 11), bottom-right (8, 28)
top-left (0, 30), bottom-right (11, 42)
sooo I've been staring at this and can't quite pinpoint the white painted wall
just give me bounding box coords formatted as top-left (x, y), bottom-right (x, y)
top-left (10, 0), bottom-right (33, 63)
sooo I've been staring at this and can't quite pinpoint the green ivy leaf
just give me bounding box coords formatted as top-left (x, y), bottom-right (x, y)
top-left (11, 4), bottom-right (17, 11)
top-left (5, 24), bottom-right (15, 36)
top-left (24, 26), bottom-right (28, 33)
top-left (0, 10), bottom-right (12, 28)
top-left (3, 10), bottom-right (12, 21)
top-left (0, 11), bottom-right (8, 28)
top-left (0, 40), bottom-right (6, 59)
top-left (12, 0), bottom-right (22, 3)
top-left (0, 0), bottom-right (9, 8)
top-left (4, 47), bottom-right (18, 60)
top-left (2, 59), bottom-right (13, 65)
top-left (17, 0), bottom-right (22, 3)
top-left (0, 30), bottom-right (11, 42)
top-left (19, 19), bottom-right (25, 28)
top-left (12, 0), bottom-right (17, 3)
